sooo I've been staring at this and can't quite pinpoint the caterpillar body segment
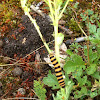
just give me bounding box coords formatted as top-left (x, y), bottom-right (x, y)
top-left (49, 53), bottom-right (65, 88)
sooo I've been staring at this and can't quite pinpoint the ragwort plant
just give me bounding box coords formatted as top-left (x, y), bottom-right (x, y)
top-left (21, 0), bottom-right (100, 100)
top-left (43, 3), bottom-right (100, 100)
top-left (21, 0), bottom-right (74, 100)
top-left (64, 6), bottom-right (100, 99)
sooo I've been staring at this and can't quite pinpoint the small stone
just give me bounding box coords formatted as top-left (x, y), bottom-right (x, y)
top-left (12, 67), bottom-right (22, 76)
top-left (17, 88), bottom-right (26, 95)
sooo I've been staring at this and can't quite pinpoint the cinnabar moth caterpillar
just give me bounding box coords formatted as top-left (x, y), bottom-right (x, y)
top-left (49, 53), bottom-right (65, 88)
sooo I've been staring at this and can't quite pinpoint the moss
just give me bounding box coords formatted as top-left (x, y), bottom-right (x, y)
top-left (0, 0), bottom-right (23, 37)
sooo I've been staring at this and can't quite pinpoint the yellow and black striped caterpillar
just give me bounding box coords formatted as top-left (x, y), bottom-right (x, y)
top-left (49, 53), bottom-right (65, 88)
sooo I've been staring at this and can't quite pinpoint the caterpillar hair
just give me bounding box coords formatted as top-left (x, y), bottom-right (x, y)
top-left (49, 53), bottom-right (65, 88)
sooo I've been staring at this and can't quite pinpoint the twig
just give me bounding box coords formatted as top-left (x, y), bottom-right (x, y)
top-left (0, 60), bottom-right (66, 67)
top-left (0, 40), bottom-right (54, 77)
top-left (3, 97), bottom-right (40, 100)
top-left (30, 5), bottom-right (45, 18)
top-left (58, 25), bottom-right (73, 35)
top-left (0, 66), bottom-right (12, 78)
top-left (31, 89), bottom-right (40, 100)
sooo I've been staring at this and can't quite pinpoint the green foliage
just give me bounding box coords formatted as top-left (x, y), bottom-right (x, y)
top-left (86, 64), bottom-right (96, 75)
top-left (90, 90), bottom-right (98, 98)
top-left (34, 80), bottom-right (46, 100)
top-left (63, 51), bottom-right (99, 99)
top-left (21, 0), bottom-right (100, 99)
top-left (89, 27), bottom-right (100, 47)
top-left (43, 71), bottom-right (60, 89)
top-left (73, 2), bottom-right (79, 9)
top-left (69, 43), bottom-right (82, 53)
top-left (80, 9), bottom-right (99, 23)
top-left (52, 81), bottom-right (74, 100)
top-left (89, 79), bottom-right (100, 98)
top-left (84, 48), bottom-right (99, 64)
top-left (64, 54), bottom-right (85, 74)
top-left (80, 8), bottom-right (100, 48)
top-left (92, 72), bottom-right (100, 80)
top-left (56, 33), bottom-right (64, 46)
top-left (74, 87), bottom-right (87, 98)
top-left (63, 39), bottom-right (100, 99)
top-left (0, 0), bottom-right (23, 35)
top-left (52, 88), bottom-right (66, 100)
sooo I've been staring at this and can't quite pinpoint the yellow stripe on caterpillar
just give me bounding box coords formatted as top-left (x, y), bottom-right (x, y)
top-left (49, 53), bottom-right (65, 88)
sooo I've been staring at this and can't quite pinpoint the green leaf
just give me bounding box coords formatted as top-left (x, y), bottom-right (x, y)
top-left (90, 13), bottom-right (99, 23)
top-left (34, 80), bottom-right (46, 100)
top-left (92, 39), bottom-right (100, 47)
top-left (56, 0), bottom-right (63, 7)
top-left (43, 71), bottom-right (60, 89)
top-left (52, 88), bottom-right (66, 100)
top-left (64, 60), bottom-right (77, 74)
top-left (80, 13), bottom-right (88, 21)
top-left (90, 91), bottom-right (98, 98)
top-left (64, 54), bottom-right (85, 74)
top-left (74, 86), bottom-right (87, 98)
top-left (56, 33), bottom-right (64, 46)
top-left (98, 88), bottom-right (100, 95)
top-left (88, 22), bottom-right (96, 34)
top-left (86, 64), bottom-right (96, 75)
top-left (52, 81), bottom-right (74, 100)
top-left (76, 76), bottom-right (87, 86)
top-left (91, 72), bottom-right (100, 80)
top-left (66, 49), bottom-right (73, 56)
top-left (84, 48), bottom-right (98, 64)
top-left (97, 28), bottom-right (100, 36)
top-left (97, 20), bottom-right (100, 28)
top-left (74, 2), bottom-right (79, 9)
top-left (65, 81), bottom-right (74, 100)
top-left (72, 67), bottom-right (83, 78)
top-left (86, 80), bottom-right (91, 87)
top-left (86, 9), bottom-right (94, 15)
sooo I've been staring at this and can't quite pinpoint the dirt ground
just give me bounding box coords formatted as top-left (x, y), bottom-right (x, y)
top-left (2, 14), bottom-right (54, 58)
top-left (0, 12), bottom-right (55, 98)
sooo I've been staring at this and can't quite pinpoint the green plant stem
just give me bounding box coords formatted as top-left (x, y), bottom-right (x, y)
top-left (61, 88), bottom-right (66, 100)
top-left (21, 0), bottom-right (52, 54)
top-left (27, 13), bottom-right (52, 54)
top-left (59, 0), bottom-right (70, 19)
top-left (55, 0), bottom-right (69, 63)
top-left (54, 10), bottom-right (60, 62)
top-left (85, 11), bottom-right (90, 65)
top-left (48, 0), bottom-right (54, 22)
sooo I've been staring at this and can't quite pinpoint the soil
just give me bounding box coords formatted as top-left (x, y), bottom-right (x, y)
top-left (2, 14), bottom-right (54, 58)
top-left (0, 13), bottom-right (54, 98)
